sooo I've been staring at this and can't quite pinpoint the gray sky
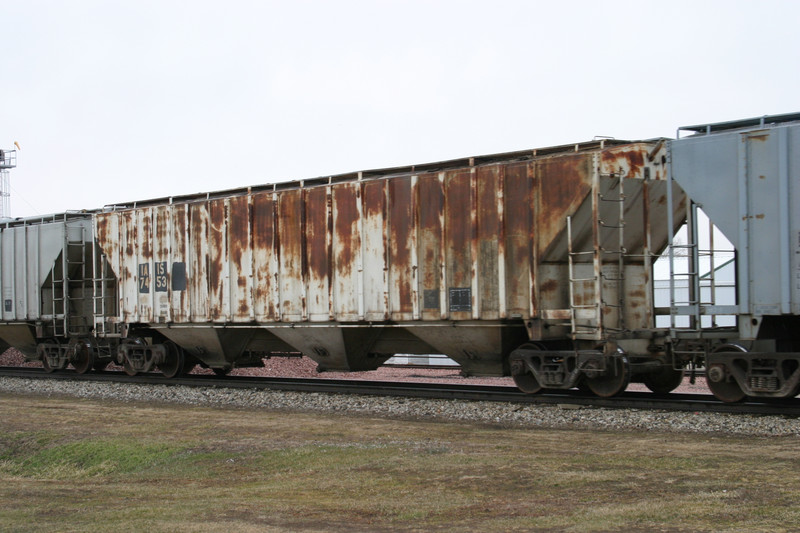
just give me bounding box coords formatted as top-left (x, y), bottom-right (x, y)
top-left (3, 0), bottom-right (799, 218)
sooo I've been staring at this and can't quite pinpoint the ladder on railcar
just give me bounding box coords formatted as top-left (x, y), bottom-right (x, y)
top-left (567, 164), bottom-right (627, 341)
top-left (665, 200), bottom-right (731, 334)
top-left (51, 224), bottom-right (92, 338)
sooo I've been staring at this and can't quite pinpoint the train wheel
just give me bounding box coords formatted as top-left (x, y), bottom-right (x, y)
top-left (123, 358), bottom-right (138, 376)
top-left (158, 342), bottom-right (185, 379)
top-left (509, 343), bottom-right (543, 394)
top-left (71, 340), bottom-right (95, 375)
top-left (642, 367), bottom-right (684, 394)
top-left (38, 340), bottom-right (60, 373)
top-left (706, 364), bottom-right (746, 403)
top-left (41, 354), bottom-right (55, 373)
top-left (120, 337), bottom-right (146, 376)
top-left (707, 345), bottom-right (747, 403)
top-left (585, 355), bottom-right (630, 398)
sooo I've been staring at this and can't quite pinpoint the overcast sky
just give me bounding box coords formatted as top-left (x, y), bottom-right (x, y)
top-left (2, 0), bottom-right (799, 218)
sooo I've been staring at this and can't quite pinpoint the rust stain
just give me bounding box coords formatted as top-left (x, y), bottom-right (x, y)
top-left (445, 169), bottom-right (472, 289)
top-left (539, 278), bottom-right (559, 296)
top-left (602, 146), bottom-right (645, 178)
top-left (536, 154), bottom-right (591, 257)
top-left (141, 210), bottom-right (153, 260)
top-left (477, 165), bottom-right (500, 315)
top-left (124, 212), bottom-right (135, 257)
top-left (333, 184), bottom-right (358, 276)
top-left (228, 195), bottom-right (249, 267)
top-left (389, 176), bottom-right (413, 313)
top-left (171, 205), bottom-right (188, 321)
top-left (278, 189), bottom-right (304, 318)
top-left (417, 173), bottom-right (443, 292)
top-left (503, 162), bottom-right (532, 314)
top-left (362, 179), bottom-right (389, 287)
top-left (279, 190), bottom-right (303, 273)
top-left (189, 202), bottom-right (209, 320)
top-left (628, 289), bottom-right (646, 300)
top-left (154, 207), bottom-right (169, 259)
top-left (363, 179), bottom-right (385, 219)
top-left (208, 199), bottom-right (226, 316)
top-left (95, 214), bottom-right (110, 249)
top-left (253, 192), bottom-right (276, 319)
top-left (304, 186), bottom-right (329, 283)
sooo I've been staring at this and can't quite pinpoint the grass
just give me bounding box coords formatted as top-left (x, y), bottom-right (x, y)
top-left (0, 393), bottom-right (799, 532)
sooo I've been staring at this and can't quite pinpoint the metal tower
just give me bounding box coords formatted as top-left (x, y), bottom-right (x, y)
top-left (0, 148), bottom-right (15, 219)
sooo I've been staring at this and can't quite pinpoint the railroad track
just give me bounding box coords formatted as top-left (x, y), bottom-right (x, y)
top-left (1, 366), bottom-right (798, 417)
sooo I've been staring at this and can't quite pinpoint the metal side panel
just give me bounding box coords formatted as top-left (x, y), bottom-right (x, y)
top-left (671, 122), bottom-right (800, 317)
top-left (670, 133), bottom-right (741, 248)
top-left (0, 218), bottom-right (95, 323)
top-left (25, 225), bottom-right (40, 319)
top-left (169, 204), bottom-right (190, 322)
top-left (277, 189), bottom-right (305, 322)
top-left (331, 182), bottom-right (361, 321)
top-left (252, 192), bottom-right (279, 322)
top-left (13, 226), bottom-right (28, 320)
top-left (0, 228), bottom-right (12, 320)
top-left (304, 186), bottom-right (331, 322)
top-left (189, 203), bottom-right (210, 322)
top-left (228, 195), bottom-right (254, 322)
top-left (361, 180), bottom-right (388, 321)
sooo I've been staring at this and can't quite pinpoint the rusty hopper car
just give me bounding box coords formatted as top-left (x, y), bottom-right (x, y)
top-left (88, 138), bottom-right (684, 396)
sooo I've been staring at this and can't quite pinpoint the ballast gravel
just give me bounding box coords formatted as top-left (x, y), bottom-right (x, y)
top-left (1, 377), bottom-right (799, 437)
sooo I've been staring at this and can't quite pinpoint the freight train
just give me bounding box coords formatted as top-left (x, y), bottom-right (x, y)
top-left (1, 113), bottom-right (798, 403)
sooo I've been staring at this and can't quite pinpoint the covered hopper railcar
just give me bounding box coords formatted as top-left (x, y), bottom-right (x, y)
top-left (1, 112), bottom-right (799, 402)
top-left (89, 138), bottom-right (682, 397)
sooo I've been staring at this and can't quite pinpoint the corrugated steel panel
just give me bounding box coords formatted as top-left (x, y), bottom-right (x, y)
top-left (417, 173), bottom-right (444, 321)
top-left (252, 193), bottom-right (278, 322)
top-left (331, 182), bottom-right (361, 321)
top-left (95, 141), bottom-right (671, 334)
top-left (361, 179), bottom-right (388, 321)
top-left (388, 176), bottom-right (415, 321)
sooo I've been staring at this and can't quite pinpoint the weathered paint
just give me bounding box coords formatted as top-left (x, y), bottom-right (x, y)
top-left (503, 162), bottom-right (533, 316)
top-left (304, 186), bottom-right (330, 321)
top-left (252, 192), bottom-right (277, 321)
top-left (444, 169), bottom-right (472, 320)
top-left (416, 173), bottom-right (444, 320)
top-left (477, 165), bottom-right (500, 319)
top-left (278, 189), bottom-right (304, 321)
top-left (332, 183), bottom-right (360, 321)
top-left (388, 176), bottom-right (414, 320)
top-left (93, 140), bottom-right (677, 370)
top-left (536, 153), bottom-right (593, 260)
top-left (361, 180), bottom-right (387, 321)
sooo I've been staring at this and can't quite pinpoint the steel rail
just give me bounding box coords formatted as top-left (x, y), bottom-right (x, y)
top-left (1, 366), bottom-right (798, 417)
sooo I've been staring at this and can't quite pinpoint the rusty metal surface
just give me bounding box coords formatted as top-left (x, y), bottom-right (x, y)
top-left (95, 141), bottom-right (672, 327)
top-left (94, 140), bottom-right (676, 371)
